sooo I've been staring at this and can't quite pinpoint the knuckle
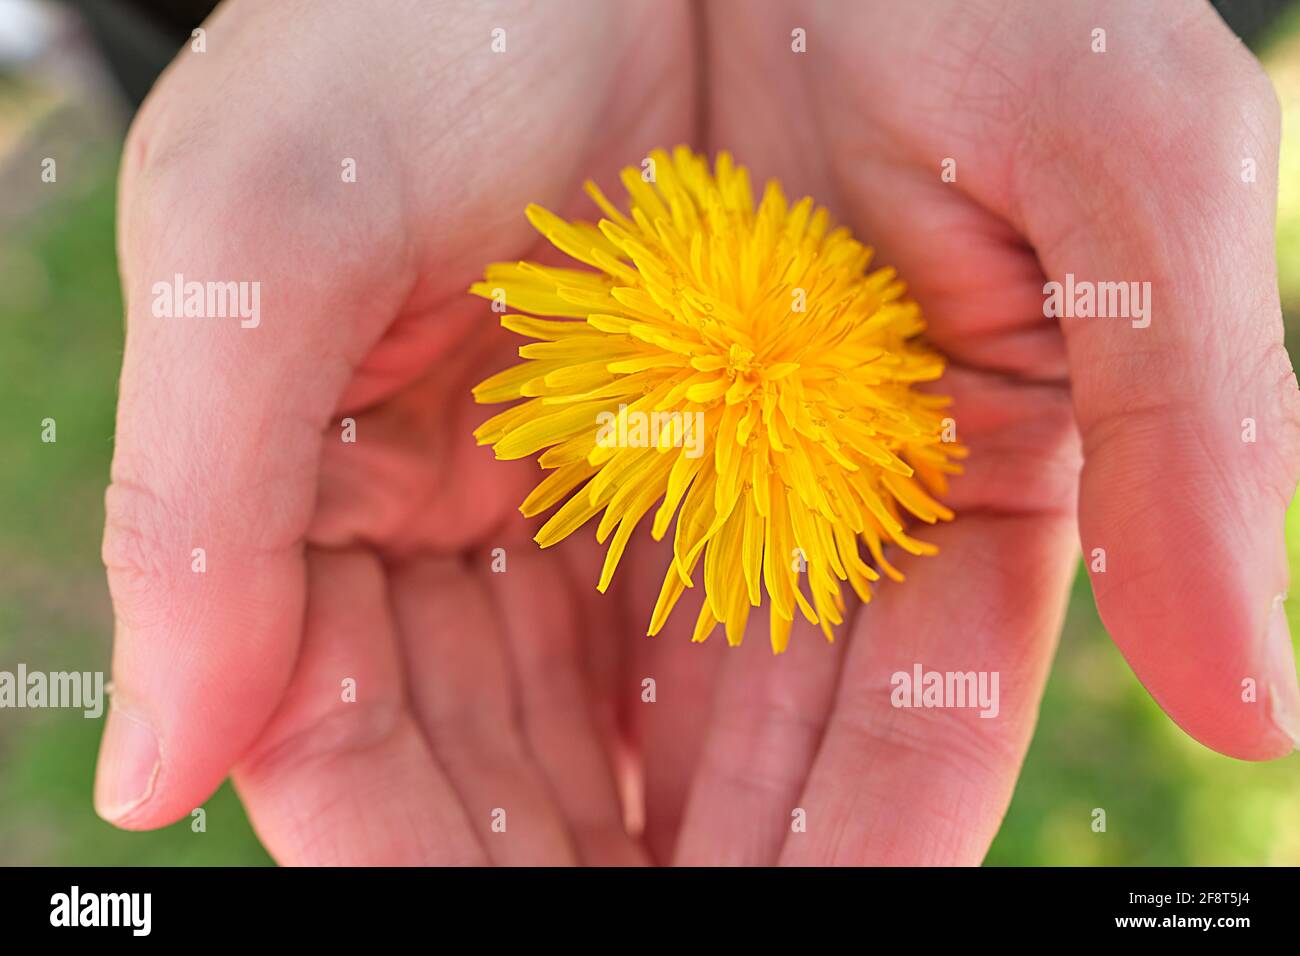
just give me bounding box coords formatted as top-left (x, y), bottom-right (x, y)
top-left (101, 476), bottom-right (193, 628)
top-left (103, 478), bottom-right (182, 577)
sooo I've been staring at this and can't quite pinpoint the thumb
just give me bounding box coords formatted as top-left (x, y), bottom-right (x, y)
top-left (1021, 18), bottom-right (1300, 758)
top-left (96, 119), bottom-right (407, 827)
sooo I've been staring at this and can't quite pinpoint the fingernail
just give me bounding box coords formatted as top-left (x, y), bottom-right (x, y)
top-left (1265, 595), bottom-right (1300, 749)
top-left (94, 703), bottom-right (160, 823)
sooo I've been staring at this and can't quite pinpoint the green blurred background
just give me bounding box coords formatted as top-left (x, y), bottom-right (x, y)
top-left (0, 1), bottom-right (1298, 866)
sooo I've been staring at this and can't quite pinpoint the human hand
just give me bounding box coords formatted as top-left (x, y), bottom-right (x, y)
top-left (96, 0), bottom-right (1299, 867)
top-left (664, 0), bottom-right (1299, 864)
top-left (97, 0), bottom-right (693, 864)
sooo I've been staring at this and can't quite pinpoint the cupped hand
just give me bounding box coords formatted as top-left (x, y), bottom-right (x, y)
top-left (664, 0), bottom-right (1299, 865)
top-left (97, 0), bottom-right (1299, 866)
top-left (98, 0), bottom-right (692, 864)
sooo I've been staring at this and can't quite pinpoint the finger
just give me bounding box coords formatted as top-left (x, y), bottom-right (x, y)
top-left (782, 372), bottom-right (1081, 865)
top-left (233, 549), bottom-right (485, 865)
top-left (1014, 13), bottom-right (1300, 757)
top-left (622, 539), bottom-right (727, 864)
top-left (486, 528), bottom-right (650, 865)
top-left (672, 614), bottom-right (847, 866)
top-left (557, 531), bottom-right (643, 837)
top-left (781, 515), bottom-right (1076, 865)
top-left (98, 146), bottom-right (407, 827)
top-left (389, 554), bottom-right (580, 866)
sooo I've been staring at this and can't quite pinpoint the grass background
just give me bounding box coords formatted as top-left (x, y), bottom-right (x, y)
top-left (1, 9), bottom-right (1299, 866)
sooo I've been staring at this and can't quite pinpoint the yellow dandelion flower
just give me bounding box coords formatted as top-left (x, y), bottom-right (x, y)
top-left (470, 147), bottom-right (966, 653)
